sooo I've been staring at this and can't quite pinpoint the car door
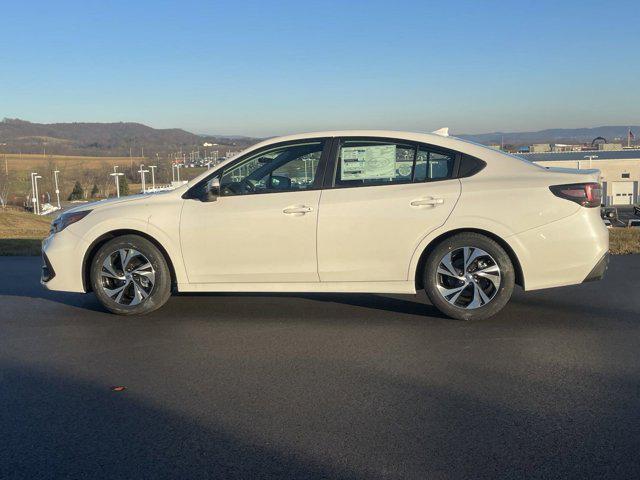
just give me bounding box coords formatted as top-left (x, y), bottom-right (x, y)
top-left (317, 137), bottom-right (461, 282)
top-left (180, 139), bottom-right (328, 284)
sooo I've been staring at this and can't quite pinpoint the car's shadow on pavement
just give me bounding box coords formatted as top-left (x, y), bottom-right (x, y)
top-left (177, 291), bottom-right (449, 320)
top-left (0, 271), bottom-right (449, 321)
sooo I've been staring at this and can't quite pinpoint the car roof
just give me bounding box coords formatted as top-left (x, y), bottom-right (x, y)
top-left (253, 130), bottom-right (467, 150)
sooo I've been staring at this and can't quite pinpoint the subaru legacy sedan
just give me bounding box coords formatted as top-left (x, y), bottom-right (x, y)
top-left (41, 130), bottom-right (609, 320)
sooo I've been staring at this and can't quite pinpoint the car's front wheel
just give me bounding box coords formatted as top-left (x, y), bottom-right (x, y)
top-left (423, 232), bottom-right (515, 320)
top-left (90, 235), bottom-right (172, 315)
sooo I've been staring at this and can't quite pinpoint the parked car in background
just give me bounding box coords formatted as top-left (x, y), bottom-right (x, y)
top-left (41, 130), bottom-right (609, 320)
top-left (628, 219), bottom-right (640, 228)
top-left (602, 207), bottom-right (617, 220)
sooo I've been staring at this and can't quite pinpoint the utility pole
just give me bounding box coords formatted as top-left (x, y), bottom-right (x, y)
top-left (148, 165), bottom-right (157, 190)
top-left (53, 170), bottom-right (61, 209)
top-left (0, 143), bottom-right (7, 175)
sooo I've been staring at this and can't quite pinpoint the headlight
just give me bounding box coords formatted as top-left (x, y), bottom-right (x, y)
top-left (50, 210), bottom-right (92, 234)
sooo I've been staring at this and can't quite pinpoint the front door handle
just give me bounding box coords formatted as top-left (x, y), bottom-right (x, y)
top-left (410, 197), bottom-right (444, 207)
top-left (283, 205), bottom-right (314, 215)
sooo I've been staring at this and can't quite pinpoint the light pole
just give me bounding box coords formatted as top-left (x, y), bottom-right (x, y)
top-left (53, 170), bottom-right (61, 209)
top-left (148, 165), bottom-right (157, 191)
top-left (110, 165), bottom-right (124, 198)
top-left (176, 163), bottom-right (182, 182)
top-left (34, 175), bottom-right (42, 215)
top-left (30, 172), bottom-right (38, 214)
top-left (138, 165), bottom-right (149, 193)
top-left (584, 155), bottom-right (598, 169)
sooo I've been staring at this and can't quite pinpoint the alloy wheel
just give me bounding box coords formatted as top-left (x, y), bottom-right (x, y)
top-left (436, 247), bottom-right (501, 309)
top-left (100, 249), bottom-right (156, 306)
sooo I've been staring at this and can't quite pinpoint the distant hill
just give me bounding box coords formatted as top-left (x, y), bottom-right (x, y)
top-left (458, 126), bottom-right (640, 146)
top-left (0, 119), bottom-right (260, 156)
top-left (3, 119), bottom-right (638, 154)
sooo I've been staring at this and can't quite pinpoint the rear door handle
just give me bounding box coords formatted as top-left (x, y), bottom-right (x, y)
top-left (410, 197), bottom-right (444, 207)
top-left (283, 205), bottom-right (314, 215)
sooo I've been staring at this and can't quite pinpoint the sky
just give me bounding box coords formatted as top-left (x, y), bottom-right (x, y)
top-left (1, 0), bottom-right (639, 137)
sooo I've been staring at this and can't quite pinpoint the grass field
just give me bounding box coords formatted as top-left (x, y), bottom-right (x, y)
top-left (0, 209), bottom-right (51, 255)
top-left (2, 153), bottom-right (142, 171)
top-left (1, 153), bottom-right (204, 202)
top-left (608, 227), bottom-right (640, 255)
top-left (1, 208), bottom-right (639, 258)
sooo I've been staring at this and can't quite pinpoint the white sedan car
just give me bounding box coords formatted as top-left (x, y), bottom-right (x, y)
top-left (42, 131), bottom-right (609, 320)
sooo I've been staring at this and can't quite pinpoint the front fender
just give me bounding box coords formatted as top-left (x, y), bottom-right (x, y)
top-left (75, 216), bottom-right (188, 290)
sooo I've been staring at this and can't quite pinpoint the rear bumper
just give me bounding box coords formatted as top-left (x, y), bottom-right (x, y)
top-left (509, 207), bottom-right (609, 291)
top-left (583, 251), bottom-right (609, 283)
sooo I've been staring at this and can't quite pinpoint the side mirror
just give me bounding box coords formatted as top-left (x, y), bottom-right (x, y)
top-left (202, 177), bottom-right (220, 202)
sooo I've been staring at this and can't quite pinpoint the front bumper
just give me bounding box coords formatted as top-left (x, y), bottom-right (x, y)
top-left (40, 230), bottom-right (88, 293)
top-left (41, 250), bottom-right (56, 283)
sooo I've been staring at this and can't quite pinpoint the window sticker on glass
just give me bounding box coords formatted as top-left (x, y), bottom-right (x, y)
top-left (340, 145), bottom-right (397, 180)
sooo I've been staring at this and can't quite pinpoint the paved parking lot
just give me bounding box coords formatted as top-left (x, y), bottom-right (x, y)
top-left (1, 256), bottom-right (640, 479)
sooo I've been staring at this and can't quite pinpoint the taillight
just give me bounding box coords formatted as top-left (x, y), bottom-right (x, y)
top-left (549, 183), bottom-right (602, 208)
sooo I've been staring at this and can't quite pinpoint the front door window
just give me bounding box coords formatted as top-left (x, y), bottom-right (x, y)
top-left (219, 141), bottom-right (325, 196)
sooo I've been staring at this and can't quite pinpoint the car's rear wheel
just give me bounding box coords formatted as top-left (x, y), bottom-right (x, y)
top-left (423, 232), bottom-right (515, 320)
top-left (90, 235), bottom-right (172, 315)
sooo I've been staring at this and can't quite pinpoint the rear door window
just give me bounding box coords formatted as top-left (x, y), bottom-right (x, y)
top-left (333, 139), bottom-right (457, 187)
top-left (335, 140), bottom-right (416, 187)
top-left (414, 147), bottom-right (455, 181)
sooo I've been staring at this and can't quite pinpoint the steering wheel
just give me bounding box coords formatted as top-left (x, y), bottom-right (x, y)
top-left (241, 178), bottom-right (256, 193)
top-left (220, 178), bottom-right (257, 196)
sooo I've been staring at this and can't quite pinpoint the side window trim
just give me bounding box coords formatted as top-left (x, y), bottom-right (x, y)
top-left (324, 137), bottom-right (462, 190)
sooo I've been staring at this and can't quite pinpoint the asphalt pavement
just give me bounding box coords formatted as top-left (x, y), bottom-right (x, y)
top-left (1, 255), bottom-right (640, 479)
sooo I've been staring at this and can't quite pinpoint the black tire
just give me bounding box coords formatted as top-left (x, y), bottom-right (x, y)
top-left (90, 235), bottom-right (172, 315)
top-left (423, 232), bottom-right (515, 321)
